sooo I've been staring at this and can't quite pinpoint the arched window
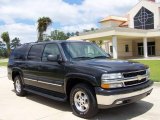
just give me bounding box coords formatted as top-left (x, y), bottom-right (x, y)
top-left (134, 7), bottom-right (154, 29)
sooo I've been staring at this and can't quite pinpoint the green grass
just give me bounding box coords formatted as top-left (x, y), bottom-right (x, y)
top-left (0, 58), bottom-right (8, 66)
top-left (0, 62), bottom-right (8, 66)
top-left (134, 60), bottom-right (160, 82)
top-left (0, 58), bottom-right (8, 62)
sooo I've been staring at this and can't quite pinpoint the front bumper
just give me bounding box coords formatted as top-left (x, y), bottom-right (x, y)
top-left (95, 81), bottom-right (153, 108)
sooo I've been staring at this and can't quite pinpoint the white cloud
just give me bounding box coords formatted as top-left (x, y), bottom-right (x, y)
top-left (61, 23), bottom-right (98, 33)
top-left (0, 23), bottom-right (37, 43)
top-left (0, 0), bottom-right (145, 43)
top-left (0, 0), bottom-right (139, 25)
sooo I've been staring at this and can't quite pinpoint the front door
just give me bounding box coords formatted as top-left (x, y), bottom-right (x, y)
top-left (137, 42), bottom-right (155, 56)
top-left (138, 43), bottom-right (144, 56)
top-left (37, 43), bottom-right (65, 93)
top-left (147, 42), bottom-right (155, 56)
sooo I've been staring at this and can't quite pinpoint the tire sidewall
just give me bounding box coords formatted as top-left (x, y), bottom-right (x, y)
top-left (70, 84), bottom-right (98, 118)
top-left (14, 76), bottom-right (24, 96)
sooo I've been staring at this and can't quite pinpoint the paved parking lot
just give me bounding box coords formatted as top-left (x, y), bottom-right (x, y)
top-left (0, 67), bottom-right (160, 120)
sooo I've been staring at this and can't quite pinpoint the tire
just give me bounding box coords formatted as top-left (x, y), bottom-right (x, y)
top-left (14, 75), bottom-right (26, 96)
top-left (70, 83), bottom-right (98, 118)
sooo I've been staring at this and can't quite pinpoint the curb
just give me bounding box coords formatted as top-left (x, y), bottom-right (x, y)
top-left (154, 82), bottom-right (160, 86)
top-left (154, 82), bottom-right (160, 84)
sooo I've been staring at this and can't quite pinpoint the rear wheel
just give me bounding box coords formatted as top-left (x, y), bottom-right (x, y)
top-left (14, 76), bottom-right (26, 96)
top-left (70, 83), bottom-right (98, 118)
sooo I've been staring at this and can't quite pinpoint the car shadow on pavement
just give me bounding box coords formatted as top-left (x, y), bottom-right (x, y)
top-left (27, 93), bottom-right (72, 112)
top-left (91, 101), bottom-right (153, 120)
top-left (11, 89), bottom-right (153, 119)
top-left (11, 89), bottom-right (71, 112)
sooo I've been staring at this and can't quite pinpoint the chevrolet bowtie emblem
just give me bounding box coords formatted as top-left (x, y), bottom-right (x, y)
top-left (137, 75), bottom-right (142, 80)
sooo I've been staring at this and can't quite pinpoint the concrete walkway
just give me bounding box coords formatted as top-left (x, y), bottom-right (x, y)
top-left (129, 56), bottom-right (160, 60)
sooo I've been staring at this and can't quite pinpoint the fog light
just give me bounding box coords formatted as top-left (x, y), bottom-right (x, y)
top-left (116, 101), bottom-right (123, 105)
top-left (109, 83), bottom-right (123, 88)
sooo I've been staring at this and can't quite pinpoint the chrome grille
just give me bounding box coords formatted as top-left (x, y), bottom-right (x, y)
top-left (122, 70), bottom-right (148, 87)
top-left (124, 78), bottom-right (147, 86)
top-left (123, 70), bottom-right (146, 78)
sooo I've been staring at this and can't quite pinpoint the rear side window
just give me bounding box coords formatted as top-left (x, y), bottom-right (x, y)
top-left (28, 44), bottom-right (44, 61)
top-left (10, 44), bottom-right (30, 60)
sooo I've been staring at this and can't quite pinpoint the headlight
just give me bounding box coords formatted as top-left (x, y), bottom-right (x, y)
top-left (101, 73), bottom-right (123, 80)
top-left (146, 68), bottom-right (150, 76)
top-left (101, 73), bottom-right (123, 89)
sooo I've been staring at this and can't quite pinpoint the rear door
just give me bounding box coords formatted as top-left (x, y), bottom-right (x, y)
top-left (23, 44), bottom-right (44, 87)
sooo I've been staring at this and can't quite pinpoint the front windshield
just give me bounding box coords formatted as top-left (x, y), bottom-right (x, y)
top-left (61, 42), bottom-right (109, 60)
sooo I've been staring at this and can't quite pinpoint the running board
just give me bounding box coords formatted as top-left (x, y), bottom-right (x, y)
top-left (24, 88), bottom-right (67, 102)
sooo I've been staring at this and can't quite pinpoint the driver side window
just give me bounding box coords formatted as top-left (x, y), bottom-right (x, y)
top-left (42, 43), bottom-right (60, 62)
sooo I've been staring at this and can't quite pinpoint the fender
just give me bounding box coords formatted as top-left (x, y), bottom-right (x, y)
top-left (64, 73), bottom-right (98, 94)
top-left (12, 67), bottom-right (25, 84)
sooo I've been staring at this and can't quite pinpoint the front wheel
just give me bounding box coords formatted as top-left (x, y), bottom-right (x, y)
top-left (14, 76), bottom-right (26, 96)
top-left (70, 83), bottom-right (98, 118)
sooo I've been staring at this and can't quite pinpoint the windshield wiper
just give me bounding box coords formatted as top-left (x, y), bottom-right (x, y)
top-left (93, 56), bottom-right (108, 59)
top-left (73, 56), bottom-right (92, 60)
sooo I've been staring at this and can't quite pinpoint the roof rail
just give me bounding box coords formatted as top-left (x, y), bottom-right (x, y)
top-left (20, 42), bottom-right (37, 46)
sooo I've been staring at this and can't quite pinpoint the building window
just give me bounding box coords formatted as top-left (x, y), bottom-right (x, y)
top-left (134, 7), bottom-right (154, 29)
top-left (110, 46), bottom-right (113, 53)
top-left (125, 45), bottom-right (129, 52)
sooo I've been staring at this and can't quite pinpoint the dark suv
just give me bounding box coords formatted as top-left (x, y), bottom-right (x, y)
top-left (8, 41), bottom-right (153, 118)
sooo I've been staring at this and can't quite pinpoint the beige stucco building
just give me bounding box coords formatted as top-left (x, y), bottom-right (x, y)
top-left (68, 0), bottom-right (160, 59)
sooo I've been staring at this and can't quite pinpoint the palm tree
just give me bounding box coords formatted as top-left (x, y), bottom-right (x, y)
top-left (50, 30), bottom-right (69, 40)
top-left (1, 32), bottom-right (11, 56)
top-left (37, 17), bottom-right (52, 42)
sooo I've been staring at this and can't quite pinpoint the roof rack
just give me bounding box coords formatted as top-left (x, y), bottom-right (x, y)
top-left (22, 42), bottom-right (38, 45)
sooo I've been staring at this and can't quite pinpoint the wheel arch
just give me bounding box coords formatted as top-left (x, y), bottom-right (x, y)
top-left (12, 68), bottom-right (24, 83)
top-left (64, 73), bottom-right (98, 98)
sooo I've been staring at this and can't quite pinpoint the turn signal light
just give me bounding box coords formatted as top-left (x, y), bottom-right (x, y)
top-left (101, 84), bottom-right (110, 89)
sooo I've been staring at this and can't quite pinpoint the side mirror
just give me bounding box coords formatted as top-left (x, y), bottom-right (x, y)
top-left (106, 53), bottom-right (112, 58)
top-left (47, 54), bottom-right (63, 63)
top-left (47, 55), bottom-right (58, 62)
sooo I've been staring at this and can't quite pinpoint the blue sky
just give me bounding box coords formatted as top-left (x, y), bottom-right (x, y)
top-left (63, 0), bottom-right (84, 5)
top-left (0, 0), bottom-right (142, 43)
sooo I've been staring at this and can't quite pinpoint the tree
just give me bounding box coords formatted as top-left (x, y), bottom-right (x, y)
top-left (0, 41), bottom-right (7, 58)
top-left (1, 32), bottom-right (11, 56)
top-left (49, 30), bottom-right (69, 40)
top-left (97, 40), bottom-right (104, 48)
top-left (37, 17), bottom-right (52, 42)
top-left (10, 37), bottom-right (21, 49)
top-left (91, 28), bottom-right (95, 31)
top-left (66, 32), bottom-right (71, 38)
top-left (0, 41), bottom-right (5, 48)
top-left (75, 31), bottom-right (79, 36)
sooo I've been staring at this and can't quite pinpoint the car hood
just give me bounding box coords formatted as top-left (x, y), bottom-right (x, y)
top-left (74, 59), bottom-right (147, 73)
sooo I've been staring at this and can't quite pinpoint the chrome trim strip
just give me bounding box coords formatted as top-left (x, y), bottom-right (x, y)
top-left (38, 81), bottom-right (62, 87)
top-left (96, 85), bottom-right (153, 106)
top-left (24, 78), bottom-right (37, 82)
top-left (24, 78), bottom-right (62, 87)
top-left (122, 69), bottom-right (146, 74)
